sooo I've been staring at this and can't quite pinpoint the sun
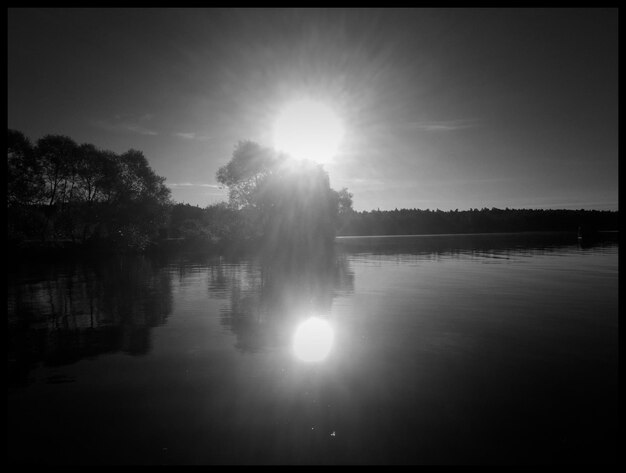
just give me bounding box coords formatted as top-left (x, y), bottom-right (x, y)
top-left (272, 99), bottom-right (344, 164)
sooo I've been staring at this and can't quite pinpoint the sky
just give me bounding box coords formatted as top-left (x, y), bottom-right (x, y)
top-left (8, 8), bottom-right (618, 211)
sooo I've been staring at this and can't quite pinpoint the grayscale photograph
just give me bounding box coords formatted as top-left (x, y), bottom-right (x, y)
top-left (7, 8), bottom-right (618, 465)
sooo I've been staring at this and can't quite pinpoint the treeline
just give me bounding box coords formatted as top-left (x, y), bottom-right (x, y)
top-left (165, 141), bottom-right (354, 255)
top-left (8, 128), bottom-right (618, 254)
top-left (166, 201), bottom-right (244, 246)
top-left (7, 131), bottom-right (353, 254)
top-left (337, 207), bottom-right (619, 236)
top-left (8, 129), bottom-right (171, 251)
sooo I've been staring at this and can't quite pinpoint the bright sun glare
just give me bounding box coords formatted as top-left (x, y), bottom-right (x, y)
top-left (273, 99), bottom-right (344, 164)
top-left (292, 317), bottom-right (335, 363)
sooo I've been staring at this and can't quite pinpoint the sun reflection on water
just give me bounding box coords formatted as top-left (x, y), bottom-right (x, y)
top-left (292, 317), bottom-right (334, 363)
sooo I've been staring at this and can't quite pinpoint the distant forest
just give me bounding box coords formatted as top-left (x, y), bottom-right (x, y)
top-left (7, 129), bottom-right (618, 254)
top-left (336, 207), bottom-right (618, 236)
top-left (167, 204), bottom-right (618, 242)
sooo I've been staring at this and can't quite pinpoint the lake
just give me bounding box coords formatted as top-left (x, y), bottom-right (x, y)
top-left (7, 232), bottom-right (618, 464)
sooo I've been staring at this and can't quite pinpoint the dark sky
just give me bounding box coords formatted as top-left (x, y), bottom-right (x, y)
top-left (8, 8), bottom-right (618, 211)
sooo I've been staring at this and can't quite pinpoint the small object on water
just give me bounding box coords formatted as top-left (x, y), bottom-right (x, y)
top-left (578, 225), bottom-right (601, 241)
top-left (331, 431), bottom-right (336, 437)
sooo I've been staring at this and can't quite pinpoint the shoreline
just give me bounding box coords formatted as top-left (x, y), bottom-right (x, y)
top-left (7, 229), bottom-right (618, 262)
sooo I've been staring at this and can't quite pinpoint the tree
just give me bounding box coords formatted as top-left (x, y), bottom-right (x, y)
top-left (216, 140), bottom-right (282, 210)
top-left (35, 134), bottom-right (80, 207)
top-left (7, 129), bottom-right (43, 206)
top-left (7, 129), bottom-right (172, 249)
top-left (75, 143), bottom-right (109, 204)
top-left (216, 140), bottom-right (350, 251)
top-left (98, 149), bottom-right (172, 249)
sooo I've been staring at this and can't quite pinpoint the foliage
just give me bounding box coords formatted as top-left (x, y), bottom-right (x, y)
top-left (7, 129), bottom-right (172, 249)
top-left (216, 140), bottom-right (352, 251)
top-left (14, 129), bottom-right (612, 255)
top-left (216, 140), bottom-right (281, 209)
top-left (7, 129), bottom-right (43, 206)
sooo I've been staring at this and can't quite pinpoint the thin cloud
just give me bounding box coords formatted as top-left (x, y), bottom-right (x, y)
top-left (124, 125), bottom-right (158, 136)
top-left (404, 119), bottom-right (480, 132)
top-left (174, 132), bottom-right (212, 141)
top-left (93, 113), bottom-right (158, 136)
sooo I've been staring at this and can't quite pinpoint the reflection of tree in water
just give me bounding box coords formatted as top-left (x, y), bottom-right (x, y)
top-left (7, 255), bottom-right (173, 386)
top-left (214, 248), bottom-right (354, 353)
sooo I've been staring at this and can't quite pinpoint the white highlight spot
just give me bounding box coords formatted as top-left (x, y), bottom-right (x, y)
top-left (292, 317), bottom-right (334, 363)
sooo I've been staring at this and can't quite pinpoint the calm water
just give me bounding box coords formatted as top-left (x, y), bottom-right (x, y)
top-left (7, 232), bottom-right (618, 464)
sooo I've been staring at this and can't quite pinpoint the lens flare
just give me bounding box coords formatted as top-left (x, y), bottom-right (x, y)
top-left (292, 317), bottom-right (334, 362)
top-left (273, 99), bottom-right (344, 163)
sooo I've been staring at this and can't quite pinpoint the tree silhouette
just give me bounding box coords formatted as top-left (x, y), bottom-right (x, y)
top-left (216, 140), bottom-right (351, 252)
top-left (7, 129), bottom-right (172, 250)
top-left (7, 129), bottom-right (43, 206)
